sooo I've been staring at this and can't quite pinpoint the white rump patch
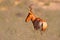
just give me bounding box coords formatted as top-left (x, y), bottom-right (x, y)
top-left (43, 22), bottom-right (47, 28)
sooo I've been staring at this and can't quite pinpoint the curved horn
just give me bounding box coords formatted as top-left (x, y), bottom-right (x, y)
top-left (29, 4), bottom-right (33, 12)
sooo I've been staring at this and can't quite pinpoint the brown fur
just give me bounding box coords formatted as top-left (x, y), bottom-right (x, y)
top-left (25, 7), bottom-right (47, 31)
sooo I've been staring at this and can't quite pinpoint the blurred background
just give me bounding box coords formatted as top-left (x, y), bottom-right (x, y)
top-left (0, 0), bottom-right (60, 40)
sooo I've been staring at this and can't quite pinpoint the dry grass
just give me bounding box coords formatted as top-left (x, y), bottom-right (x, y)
top-left (0, 0), bottom-right (60, 40)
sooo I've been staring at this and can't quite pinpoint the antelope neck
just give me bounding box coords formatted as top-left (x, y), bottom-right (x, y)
top-left (32, 18), bottom-right (43, 23)
top-left (31, 16), bottom-right (36, 22)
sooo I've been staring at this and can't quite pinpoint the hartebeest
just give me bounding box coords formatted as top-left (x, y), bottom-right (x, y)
top-left (25, 6), bottom-right (47, 31)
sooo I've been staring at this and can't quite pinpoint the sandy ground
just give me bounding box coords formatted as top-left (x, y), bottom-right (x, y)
top-left (0, 0), bottom-right (60, 40)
